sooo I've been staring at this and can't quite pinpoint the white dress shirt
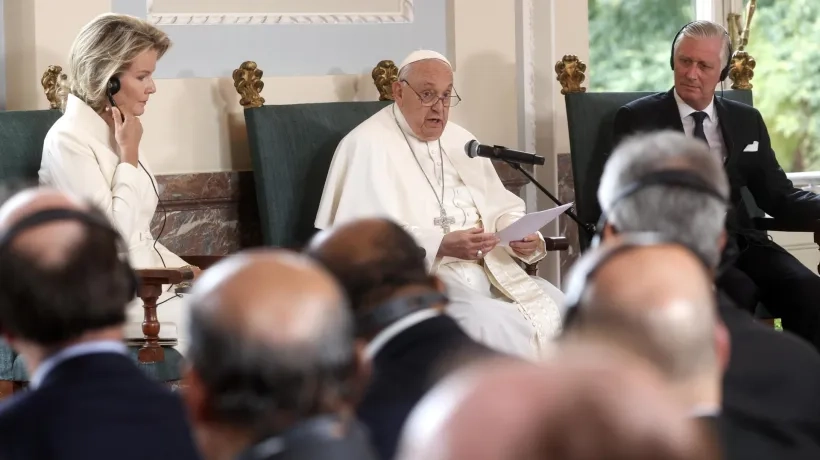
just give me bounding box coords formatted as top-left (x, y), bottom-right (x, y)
top-left (673, 90), bottom-right (727, 161)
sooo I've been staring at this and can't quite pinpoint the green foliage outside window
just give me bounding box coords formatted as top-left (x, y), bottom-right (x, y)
top-left (747, 0), bottom-right (820, 172)
top-left (588, 0), bottom-right (693, 92)
top-left (589, 0), bottom-right (820, 172)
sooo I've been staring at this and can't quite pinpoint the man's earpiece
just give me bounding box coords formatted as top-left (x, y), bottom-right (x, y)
top-left (107, 77), bottom-right (121, 108)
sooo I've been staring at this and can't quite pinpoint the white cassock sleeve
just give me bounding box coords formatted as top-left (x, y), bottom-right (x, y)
top-left (315, 134), bottom-right (445, 270)
top-left (42, 129), bottom-right (142, 241)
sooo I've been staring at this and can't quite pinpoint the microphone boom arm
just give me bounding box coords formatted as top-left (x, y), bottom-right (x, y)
top-left (502, 159), bottom-right (596, 239)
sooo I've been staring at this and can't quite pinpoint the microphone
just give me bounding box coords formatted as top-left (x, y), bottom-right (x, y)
top-left (465, 140), bottom-right (546, 166)
top-left (465, 140), bottom-right (596, 241)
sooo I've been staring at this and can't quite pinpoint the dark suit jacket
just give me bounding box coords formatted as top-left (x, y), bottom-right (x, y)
top-left (237, 416), bottom-right (378, 460)
top-left (0, 352), bottom-right (201, 460)
top-left (698, 412), bottom-right (820, 460)
top-left (718, 293), bottom-right (820, 445)
top-left (356, 314), bottom-right (495, 460)
top-left (612, 89), bottom-right (820, 245)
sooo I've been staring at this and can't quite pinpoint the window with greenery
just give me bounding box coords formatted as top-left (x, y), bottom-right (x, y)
top-left (588, 0), bottom-right (694, 92)
top-left (747, 0), bottom-right (820, 172)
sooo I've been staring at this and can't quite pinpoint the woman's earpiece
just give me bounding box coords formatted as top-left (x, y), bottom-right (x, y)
top-left (107, 77), bottom-right (121, 108)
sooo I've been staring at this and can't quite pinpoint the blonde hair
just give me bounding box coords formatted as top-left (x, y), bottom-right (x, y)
top-left (60, 13), bottom-right (171, 112)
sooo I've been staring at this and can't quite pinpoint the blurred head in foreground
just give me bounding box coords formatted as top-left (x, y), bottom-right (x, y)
top-left (396, 351), bottom-right (720, 460)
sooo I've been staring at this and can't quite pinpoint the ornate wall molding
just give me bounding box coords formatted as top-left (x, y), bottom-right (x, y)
top-left (113, 0), bottom-right (446, 78)
top-left (148, 0), bottom-right (415, 25)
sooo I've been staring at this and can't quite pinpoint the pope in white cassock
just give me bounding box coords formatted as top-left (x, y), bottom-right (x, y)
top-left (315, 50), bottom-right (564, 359)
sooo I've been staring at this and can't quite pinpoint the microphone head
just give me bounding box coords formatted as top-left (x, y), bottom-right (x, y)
top-left (465, 139), bottom-right (479, 158)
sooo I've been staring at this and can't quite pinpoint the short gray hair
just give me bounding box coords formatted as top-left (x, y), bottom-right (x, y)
top-left (597, 131), bottom-right (729, 267)
top-left (186, 291), bottom-right (357, 436)
top-left (673, 20), bottom-right (732, 68)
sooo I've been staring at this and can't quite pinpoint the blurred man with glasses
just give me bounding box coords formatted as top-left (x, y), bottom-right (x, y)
top-left (316, 50), bottom-right (564, 361)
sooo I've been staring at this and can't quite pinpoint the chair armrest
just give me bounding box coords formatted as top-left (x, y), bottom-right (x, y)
top-left (544, 236), bottom-right (570, 251)
top-left (523, 237), bottom-right (569, 276)
top-left (180, 255), bottom-right (226, 271)
top-left (753, 217), bottom-right (820, 233)
top-left (135, 267), bottom-right (196, 286)
top-left (133, 267), bottom-right (195, 364)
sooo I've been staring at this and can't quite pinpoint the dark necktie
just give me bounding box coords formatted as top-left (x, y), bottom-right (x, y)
top-left (691, 111), bottom-right (709, 147)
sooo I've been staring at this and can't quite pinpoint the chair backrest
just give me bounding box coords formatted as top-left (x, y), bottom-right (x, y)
top-left (244, 101), bottom-right (391, 248)
top-left (564, 89), bottom-right (754, 249)
top-left (0, 109), bottom-right (63, 184)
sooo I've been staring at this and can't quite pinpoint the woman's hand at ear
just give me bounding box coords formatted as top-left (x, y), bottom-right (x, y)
top-left (111, 106), bottom-right (142, 167)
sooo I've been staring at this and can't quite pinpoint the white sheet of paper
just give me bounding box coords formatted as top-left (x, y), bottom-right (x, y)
top-left (495, 202), bottom-right (574, 244)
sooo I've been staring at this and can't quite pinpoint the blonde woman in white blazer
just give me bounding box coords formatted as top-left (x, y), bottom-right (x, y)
top-left (39, 13), bottom-right (198, 354)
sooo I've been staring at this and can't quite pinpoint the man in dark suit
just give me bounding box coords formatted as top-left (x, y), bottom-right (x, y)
top-left (0, 188), bottom-right (201, 460)
top-left (182, 250), bottom-right (376, 460)
top-left (611, 20), bottom-right (820, 349)
top-left (594, 131), bottom-right (820, 453)
top-left (306, 218), bottom-right (495, 460)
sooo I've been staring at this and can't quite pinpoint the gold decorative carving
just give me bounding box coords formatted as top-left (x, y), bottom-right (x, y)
top-left (729, 51), bottom-right (756, 90)
top-left (232, 61), bottom-right (265, 108)
top-left (41, 65), bottom-right (66, 110)
top-left (727, 0), bottom-right (757, 90)
top-left (372, 59), bottom-right (399, 101)
top-left (555, 55), bottom-right (587, 95)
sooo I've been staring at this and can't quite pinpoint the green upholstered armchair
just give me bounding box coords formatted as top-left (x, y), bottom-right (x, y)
top-left (0, 66), bottom-right (197, 398)
top-left (233, 61), bottom-right (390, 249)
top-left (555, 54), bottom-right (820, 324)
top-left (232, 60), bottom-right (568, 269)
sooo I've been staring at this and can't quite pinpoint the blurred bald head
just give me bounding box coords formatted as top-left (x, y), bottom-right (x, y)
top-left (0, 188), bottom-right (89, 268)
top-left (190, 250), bottom-right (346, 343)
top-left (563, 240), bottom-right (728, 406)
top-left (397, 351), bottom-right (718, 460)
top-left (306, 218), bottom-right (435, 314)
top-left (185, 249), bottom-right (361, 435)
top-left (0, 187), bottom-right (133, 346)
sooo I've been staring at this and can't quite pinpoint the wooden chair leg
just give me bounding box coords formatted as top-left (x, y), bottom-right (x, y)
top-left (137, 283), bottom-right (165, 364)
top-left (525, 263), bottom-right (538, 276)
top-left (0, 381), bottom-right (14, 400)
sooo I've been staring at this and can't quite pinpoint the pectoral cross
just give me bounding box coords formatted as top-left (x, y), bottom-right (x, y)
top-left (433, 207), bottom-right (456, 233)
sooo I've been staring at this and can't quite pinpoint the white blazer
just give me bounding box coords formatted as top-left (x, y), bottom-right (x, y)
top-left (39, 94), bottom-right (186, 270)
